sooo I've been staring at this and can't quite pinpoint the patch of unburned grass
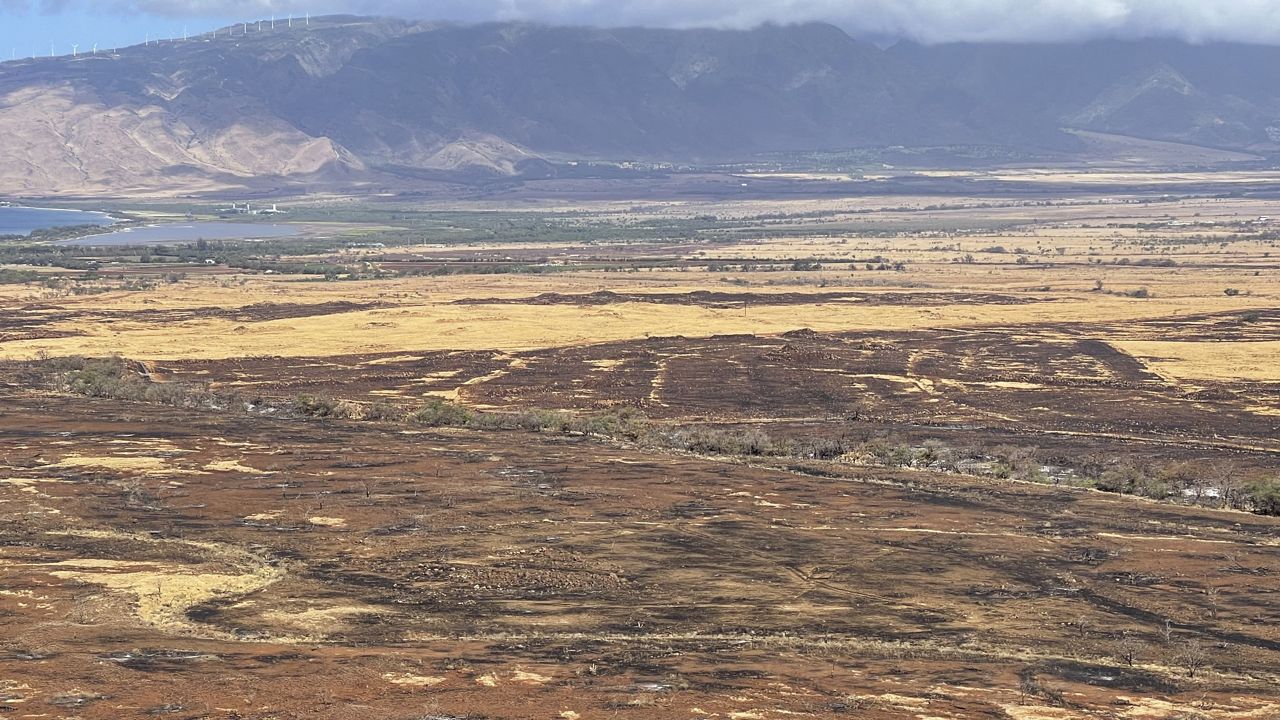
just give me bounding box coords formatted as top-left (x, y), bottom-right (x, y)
top-left (258, 604), bottom-right (377, 638)
top-left (1113, 340), bottom-right (1280, 382)
top-left (37, 529), bottom-right (285, 638)
top-left (2, 292), bottom-right (1263, 361)
top-left (50, 454), bottom-right (182, 475)
top-left (204, 459), bottom-right (274, 474)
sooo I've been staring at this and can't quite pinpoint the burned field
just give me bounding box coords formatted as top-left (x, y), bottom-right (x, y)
top-left (2, 391), bottom-right (1279, 719)
top-left (1, 185), bottom-right (1279, 718)
top-left (156, 307), bottom-right (1280, 475)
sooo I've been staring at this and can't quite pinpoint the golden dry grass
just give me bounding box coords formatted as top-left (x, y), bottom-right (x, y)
top-left (49, 562), bottom-right (280, 633)
top-left (4, 190), bottom-right (1277, 391)
top-left (51, 455), bottom-right (185, 475)
top-left (0, 282), bottom-right (1268, 361)
top-left (1113, 340), bottom-right (1280, 383)
top-left (34, 529), bottom-right (285, 638)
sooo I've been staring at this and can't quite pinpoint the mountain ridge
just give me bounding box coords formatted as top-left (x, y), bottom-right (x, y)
top-left (1, 16), bottom-right (1278, 196)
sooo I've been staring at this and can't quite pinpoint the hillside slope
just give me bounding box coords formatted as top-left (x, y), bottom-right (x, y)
top-left (1, 17), bottom-right (1278, 196)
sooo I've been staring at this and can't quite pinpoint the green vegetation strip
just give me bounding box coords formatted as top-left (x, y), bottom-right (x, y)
top-left (16, 356), bottom-right (1280, 518)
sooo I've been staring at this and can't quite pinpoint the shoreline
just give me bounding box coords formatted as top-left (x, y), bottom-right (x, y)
top-left (0, 204), bottom-right (118, 236)
top-left (58, 221), bottom-right (298, 247)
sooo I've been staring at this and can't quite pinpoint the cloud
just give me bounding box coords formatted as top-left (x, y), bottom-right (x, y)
top-left (5, 0), bottom-right (1280, 44)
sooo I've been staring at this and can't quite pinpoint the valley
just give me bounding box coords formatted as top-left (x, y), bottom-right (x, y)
top-left (0, 174), bottom-right (1278, 718)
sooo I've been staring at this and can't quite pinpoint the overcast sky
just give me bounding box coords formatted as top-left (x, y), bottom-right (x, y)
top-left (4, 1), bottom-right (1280, 61)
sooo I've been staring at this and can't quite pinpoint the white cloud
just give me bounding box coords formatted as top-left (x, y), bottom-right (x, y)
top-left (7, 0), bottom-right (1280, 44)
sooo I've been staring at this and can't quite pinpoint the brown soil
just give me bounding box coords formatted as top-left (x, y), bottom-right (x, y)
top-left (4, 184), bottom-right (1280, 718)
top-left (1, 391), bottom-right (1277, 719)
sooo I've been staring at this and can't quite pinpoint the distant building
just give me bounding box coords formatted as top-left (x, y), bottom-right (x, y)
top-left (221, 202), bottom-right (286, 216)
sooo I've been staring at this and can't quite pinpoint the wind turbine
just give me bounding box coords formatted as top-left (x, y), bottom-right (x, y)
top-left (288, 14), bottom-right (293, 28)
top-left (71, 43), bottom-right (78, 58)
top-left (92, 43), bottom-right (97, 56)
top-left (270, 15), bottom-right (275, 30)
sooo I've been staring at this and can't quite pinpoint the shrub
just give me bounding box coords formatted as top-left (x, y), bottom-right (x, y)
top-left (409, 399), bottom-right (645, 437)
top-left (657, 427), bottom-right (775, 456)
top-left (363, 402), bottom-right (408, 422)
top-left (294, 394), bottom-right (359, 418)
top-left (1097, 461), bottom-right (1147, 494)
top-left (990, 445), bottom-right (1043, 482)
top-left (413, 398), bottom-right (477, 427)
top-left (859, 439), bottom-right (913, 467)
top-left (510, 409), bottom-right (571, 432)
top-left (576, 407), bottom-right (647, 440)
top-left (1248, 479), bottom-right (1280, 516)
top-left (799, 436), bottom-right (850, 460)
top-left (24, 355), bottom-right (228, 410)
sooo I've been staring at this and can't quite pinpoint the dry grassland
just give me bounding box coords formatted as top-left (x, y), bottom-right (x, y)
top-left (1, 174), bottom-right (1278, 718)
top-left (2, 192), bottom-right (1276, 384)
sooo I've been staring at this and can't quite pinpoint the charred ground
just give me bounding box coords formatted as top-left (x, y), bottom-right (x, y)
top-left (1, 180), bottom-right (1278, 718)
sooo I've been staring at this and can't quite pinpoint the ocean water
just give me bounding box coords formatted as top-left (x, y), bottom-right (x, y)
top-left (0, 206), bottom-right (115, 236)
